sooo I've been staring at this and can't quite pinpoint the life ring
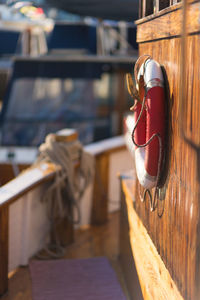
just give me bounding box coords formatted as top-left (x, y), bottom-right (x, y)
top-left (133, 58), bottom-right (165, 189)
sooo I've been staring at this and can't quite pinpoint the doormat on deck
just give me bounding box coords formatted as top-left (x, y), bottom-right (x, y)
top-left (29, 257), bottom-right (126, 300)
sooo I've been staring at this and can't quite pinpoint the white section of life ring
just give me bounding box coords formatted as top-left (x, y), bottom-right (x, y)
top-left (135, 148), bottom-right (156, 189)
top-left (144, 59), bottom-right (164, 88)
top-left (124, 114), bottom-right (135, 157)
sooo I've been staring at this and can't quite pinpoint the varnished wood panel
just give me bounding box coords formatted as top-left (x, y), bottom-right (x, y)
top-left (122, 178), bottom-right (184, 300)
top-left (137, 2), bottom-right (200, 43)
top-left (0, 207), bottom-right (8, 296)
top-left (134, 4), bottom-right (200, 299)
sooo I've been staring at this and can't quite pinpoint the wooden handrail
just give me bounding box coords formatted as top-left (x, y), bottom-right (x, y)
top-left (0, 136), bottom-right (126, 210)
top-left (0, 162), bottom-right (59, 295)
top-left (84, 136), bottom-right (126, 156)
top-left (0, 162), bottom-right (58, 210)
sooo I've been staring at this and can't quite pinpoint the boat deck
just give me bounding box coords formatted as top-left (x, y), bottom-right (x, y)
top-left (1, 211), bottom-right (129, 300)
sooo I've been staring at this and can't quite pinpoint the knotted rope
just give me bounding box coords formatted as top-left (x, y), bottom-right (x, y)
top-left (35, 133), bottom-right (94, 258)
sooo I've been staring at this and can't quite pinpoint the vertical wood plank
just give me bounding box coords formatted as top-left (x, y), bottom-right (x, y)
top-left (91, 154), bottom-right (109, 225)
top-left (0, 207), bottom-right (8, 296)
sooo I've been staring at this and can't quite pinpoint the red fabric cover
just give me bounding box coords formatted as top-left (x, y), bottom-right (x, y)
top-left (145, 86), bottom-right (165, 176)
top-left (134, 86), bottom-right (165, 177)
top-left (134, 102), bottom-right (146, 147)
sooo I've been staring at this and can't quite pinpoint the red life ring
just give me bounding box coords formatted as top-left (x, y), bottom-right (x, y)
top-left (133, 58), bottom-right (165, 189)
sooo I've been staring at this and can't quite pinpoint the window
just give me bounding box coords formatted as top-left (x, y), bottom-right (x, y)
top-left (139, 0), bottom-right (182, 18)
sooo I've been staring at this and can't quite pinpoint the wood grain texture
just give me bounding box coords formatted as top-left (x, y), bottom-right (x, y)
top-left (122, 178), bottom-right (184, 300)
top-left (137, 2), bottom-right (200, 43)
top-left (0, 207), bottom-right (8, 296)
top-left (134, 2), bottom-right (200, 299)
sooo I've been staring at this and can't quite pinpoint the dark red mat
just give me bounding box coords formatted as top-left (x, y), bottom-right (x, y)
top-left (29, 257), bottom-right (126, 300)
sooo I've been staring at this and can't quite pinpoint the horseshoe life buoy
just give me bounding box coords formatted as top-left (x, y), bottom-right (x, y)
top-left (134, 58), bottom-right (165, 189)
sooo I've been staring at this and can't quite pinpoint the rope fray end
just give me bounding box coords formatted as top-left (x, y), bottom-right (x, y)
top-left (126, 73), bottom-right (145, 111)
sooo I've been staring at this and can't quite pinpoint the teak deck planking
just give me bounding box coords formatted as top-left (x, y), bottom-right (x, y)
top-left (131, 1), bottom-right (200, 300)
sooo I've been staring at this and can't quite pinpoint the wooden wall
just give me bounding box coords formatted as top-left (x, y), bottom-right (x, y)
top-left (133, 2), bottom-right (200, 300)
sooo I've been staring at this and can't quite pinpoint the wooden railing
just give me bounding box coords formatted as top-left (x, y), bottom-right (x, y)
top-left (0, 162), bottom-right (58, 295)
top-left (139, 0), bottom-right (182, 18)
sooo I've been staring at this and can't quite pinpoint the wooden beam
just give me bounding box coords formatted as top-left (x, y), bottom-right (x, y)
top-left (91, 153), bottom-right (109, 225)
top-left (0, 207), bottom-right (8, 296)
top-left (0, 163), bottom-right (58, 210)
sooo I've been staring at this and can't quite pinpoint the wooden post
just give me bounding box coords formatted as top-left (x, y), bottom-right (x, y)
top-left (0, 207), bottom-right (8, 296)
top-left (91, 153), bottom-right (109, 225)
